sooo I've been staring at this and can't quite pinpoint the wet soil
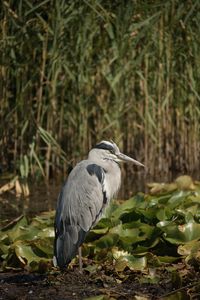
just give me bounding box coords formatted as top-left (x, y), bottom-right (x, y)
top-left (0, 264), bottom-right (200, 300)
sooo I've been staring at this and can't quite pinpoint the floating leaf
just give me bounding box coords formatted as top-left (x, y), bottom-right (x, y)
top-left (156, 207), bottom-right (172, 221)
top-left (95, 233), bottom-right (119, 249)
top-left (111, 194), bottom-right (146, 220)
top-left (33, 239), bottom-right (53, 257)
top-left (84, 295), bottom-right (109, 300)
top-left (84, 264), bottom-right (98, 274)
top-left (115, 254), bottom-right (147, 272)
top-left (90, 227), bottom-right (109, 235)
top-left (175, 175), bottom-right (195, 190)
top-left (6, 217), bottom-right (29, 242)
top-left (157, 256), bottom-right (180, 263)
top-left (14, 242), bottom-right (34, 265)
top-left (178, 240), bottom-right (200, 265)
top-left (147, 182), bottom-right (177, 195)
top-left (1, 177), bottom-right (200, 272)
top-left (37, 228), bottom-right (54, 239)
top-left (159, 221), bottom-right (200, 244)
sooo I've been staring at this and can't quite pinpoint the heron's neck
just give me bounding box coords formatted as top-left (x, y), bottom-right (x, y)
top-left (89, 157), bottom-right (121, 200)
top-left (103, 160), bottom-right (121, 200)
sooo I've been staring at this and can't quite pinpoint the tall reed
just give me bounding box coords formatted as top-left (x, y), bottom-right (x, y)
top-left (0, 0), bottom-right (200, 193)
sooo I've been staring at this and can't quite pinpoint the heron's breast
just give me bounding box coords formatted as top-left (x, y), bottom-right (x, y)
top-left (103, 166), bottom-right (121, 200)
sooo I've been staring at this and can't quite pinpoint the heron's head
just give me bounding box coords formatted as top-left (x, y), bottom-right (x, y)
top-left (89, 140), bottom-right (144, 167)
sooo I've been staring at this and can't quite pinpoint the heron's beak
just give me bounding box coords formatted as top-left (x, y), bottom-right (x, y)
top-left (117, 153), bottom-right (145, 167)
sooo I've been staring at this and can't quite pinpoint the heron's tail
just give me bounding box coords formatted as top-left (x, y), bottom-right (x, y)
top-left (53, 225), bottom-right (87, 270)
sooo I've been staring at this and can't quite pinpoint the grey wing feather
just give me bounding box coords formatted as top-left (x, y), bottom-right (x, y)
top-left (54, 161), bottom-right (105, 269)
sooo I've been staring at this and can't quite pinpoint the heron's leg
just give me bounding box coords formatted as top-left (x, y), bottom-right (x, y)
top-left (78, 247), bottom-right (83, 272)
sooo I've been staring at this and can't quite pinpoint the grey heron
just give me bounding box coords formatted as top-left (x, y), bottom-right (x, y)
top-left (53, 140), bottom-right (144, 270)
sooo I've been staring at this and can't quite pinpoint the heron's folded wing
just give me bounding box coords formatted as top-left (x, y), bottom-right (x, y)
top-left (54, 161), bottom-right (105, 268)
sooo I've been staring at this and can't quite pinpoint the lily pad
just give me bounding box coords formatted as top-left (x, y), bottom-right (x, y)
top-left (114, 254), bottom-right (147, 272)
top-left (159, 221), bottom-right (200, 244)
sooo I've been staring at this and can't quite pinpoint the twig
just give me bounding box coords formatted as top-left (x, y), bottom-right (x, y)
top-left (158, 281), bottom-right (200, 299)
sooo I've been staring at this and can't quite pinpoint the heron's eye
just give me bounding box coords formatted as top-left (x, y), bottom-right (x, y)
top-left (110, 149), bottom-right (115, 154)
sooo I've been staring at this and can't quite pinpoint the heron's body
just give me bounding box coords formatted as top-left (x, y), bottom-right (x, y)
top-left (53, 141), bottom-right (144, 269)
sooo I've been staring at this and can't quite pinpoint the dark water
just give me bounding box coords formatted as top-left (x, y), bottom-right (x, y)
top-left (0, 182), bottom-right (60, 224)
top-left (0, 170), bottom-right (146, 222)
top-left (0, 170), bottom-right (198, 224)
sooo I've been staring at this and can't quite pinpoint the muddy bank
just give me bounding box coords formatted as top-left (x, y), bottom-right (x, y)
top-left (0, 264), bottom-right (199, 300)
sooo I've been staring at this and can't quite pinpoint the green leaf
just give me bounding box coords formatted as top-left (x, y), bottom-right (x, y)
top-left (178, 240), bottom-right (200, 264)
top-left (110, 221), bottom-right (155, 245)
top-left (157, 256), bottom-right (181, 263)
top-left (5, 217), bottom-right (28, 242)
top-left (84, 295), bottom-right (109, 300)
top-left (156, 207), bottom-right (173, 221)
top-left (95, 233), bottom-right (119, 249)
top-left (14, 242), bottom-right (35, 265)
top-left (33, 239), bottom-right (53, 257)
top-left (110, 224), bottom-right (141, 244)
top-left (167, 191), bottom-right (189, 209)
top-left (13, 241), bottom-right (48, 265)
top-left (160, 221), bottom-right (200, 244)
top-left (111, 194), bottom-right (146, 220)
top-left (90, 228), bottom-right (109, 235)
top-left (37, 228), bottom-right (54, 238)
top-left (115, 255), bottom-right (147, 272)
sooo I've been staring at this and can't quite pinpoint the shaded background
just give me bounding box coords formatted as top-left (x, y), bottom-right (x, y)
top-left (1, 0), bottom-right (200, 202)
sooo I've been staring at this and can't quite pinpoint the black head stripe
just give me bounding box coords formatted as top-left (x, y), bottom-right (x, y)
top-left (94, 142), bottom-right (114, 151)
